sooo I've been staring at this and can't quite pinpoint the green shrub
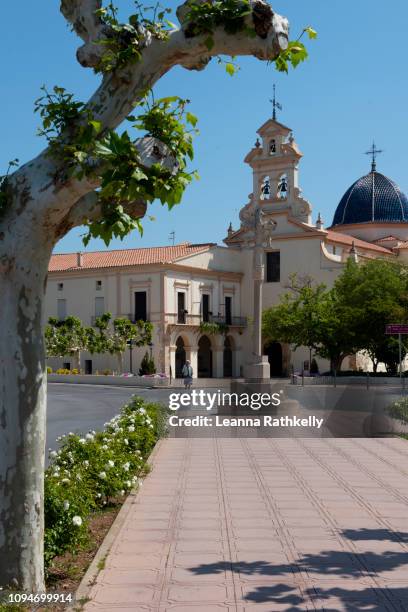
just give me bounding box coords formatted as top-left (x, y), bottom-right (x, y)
top-left (47, 366), bottom-right (53, 374)
top-left (44, 396), bottom-right (167, 569)
top-left (386, 397), bottom-right (408, 424)
top-left (139, 351), bottom-right (156, 375)
top-left (56, 368), bottom-right (70, 375)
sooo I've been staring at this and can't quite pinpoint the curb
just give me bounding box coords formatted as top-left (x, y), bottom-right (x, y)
top-left (68, 439), bottom-right (164, 611)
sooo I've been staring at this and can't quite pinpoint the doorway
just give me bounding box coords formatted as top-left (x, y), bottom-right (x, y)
top-left (198, 336), bottom-right (212, 378)
top-left (223, 336), bottom-right (233, 378)
top-left (175, 337), bottom-right (186, 378)
top-left (264, 342), bottom-right (283, 377)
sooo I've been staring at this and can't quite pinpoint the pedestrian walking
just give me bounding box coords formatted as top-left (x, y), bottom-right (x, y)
top-left (182, 360), bottom-right (193, 389)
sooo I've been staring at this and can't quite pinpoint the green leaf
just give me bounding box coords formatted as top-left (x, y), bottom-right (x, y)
top-left (305, 27), bottom-right (317, 40)
top-left (89, 120), bottom-right (102, 134)
top-left (225, 62), bottom-right (236, 77)
top-left (165, 19), bottom-right (177, 29)
top-left (186, 112), bottom-right (198, 127)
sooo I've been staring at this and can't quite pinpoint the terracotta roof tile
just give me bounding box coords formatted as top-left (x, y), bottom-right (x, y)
top-left (326, 231), bottom-right (393, 254)
top-left (49, 242), bottom-right (215, 272)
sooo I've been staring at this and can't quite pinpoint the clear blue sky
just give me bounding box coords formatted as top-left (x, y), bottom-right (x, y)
top-left (1, 1), bottom-right (407, 253)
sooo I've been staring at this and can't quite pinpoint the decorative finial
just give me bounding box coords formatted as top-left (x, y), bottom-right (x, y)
top-left (365, 142), bottom-right (383, 173)
top-left (316, 212), bottom-right (324, 230)
top-left (270, 84), bottom-right (282, 121)
top-left (255, 138), bottom-right (261, 148)
top-left (227, 222), bottom-right (233, 236)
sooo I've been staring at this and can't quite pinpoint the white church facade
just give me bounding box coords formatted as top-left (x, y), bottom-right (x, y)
top-left (45, 114), bottom-right (408, 378)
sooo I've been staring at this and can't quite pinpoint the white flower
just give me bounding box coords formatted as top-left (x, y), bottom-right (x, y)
top-left (63, 500), bottom-right (70, 511)
top-left (123, 462), bottom-right (130, 472)
top-left (61, 478), bottom-right (70, 484)
top-left (124, 439), bottom-right (129, 446)
top-left (136, 450), bottom-right (141, 455)
top-left (120, 490), bottom-right (125, 496)
top-left (49, 450), bottom-right (58, 458)
top-left (102, 445), bottom-right (108, 450)
top-left (79, 438), bottom-right (86, 444)
top-left (83, 460), bottom-right (89, 467)
top-left (85, 433), bottom-right (94, 441)
top-left (96, 493), bottom-right (102, 498)
top-left (125, 480), bottom-right (132, 488)
top-left (52, 472), bottom-right (59, 478)
top-left (139, 408), bottom-right (146, 415)
top-left (105, 460), bottom-right (115, 469)
top-left (128, 425), bottom-right (135, 432)
top-left (99, 471), bottom-right (107, 479)
top-left (72, 516), bottom-right (82, 527)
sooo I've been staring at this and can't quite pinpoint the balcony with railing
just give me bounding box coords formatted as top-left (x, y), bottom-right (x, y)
top-left (166, 313), bottom-right (247, 328)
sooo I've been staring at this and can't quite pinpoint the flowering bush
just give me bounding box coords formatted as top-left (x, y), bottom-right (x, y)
top-left (44, 396), bottom-right (167, 568)
top-left (387, 397), bottom-right (408, 423)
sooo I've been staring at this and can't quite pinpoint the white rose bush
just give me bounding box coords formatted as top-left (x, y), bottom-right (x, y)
top-left (44, 396), bottom-right (167, 570)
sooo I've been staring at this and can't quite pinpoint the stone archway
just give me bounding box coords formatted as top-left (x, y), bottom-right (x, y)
top-left (175, 336), bottom-right (186, 378)
top-left (223, 336), bottom-right (233, 378)
top-left (198, 335), bottom-right (212, 378)
top-left (264, 341), bottom-right (283, 377)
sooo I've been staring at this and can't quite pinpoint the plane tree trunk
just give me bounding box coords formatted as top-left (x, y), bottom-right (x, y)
top-left (0, 213), bottom-right (53, 589)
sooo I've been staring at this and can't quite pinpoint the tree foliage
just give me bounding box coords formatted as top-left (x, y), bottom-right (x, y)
top-left (263, 260), bottom-right (408, 373)
top-left (45, 313), bottom-right (153, 373)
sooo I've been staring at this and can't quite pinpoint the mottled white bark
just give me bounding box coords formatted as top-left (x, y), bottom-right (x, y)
top-left (0, 216), bottom-right (53, 589)
top-left (0, 0), bottom-right (288, 591)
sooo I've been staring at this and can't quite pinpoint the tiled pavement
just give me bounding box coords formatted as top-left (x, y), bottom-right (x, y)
top-left (84, 438), bottom-right (408, 611)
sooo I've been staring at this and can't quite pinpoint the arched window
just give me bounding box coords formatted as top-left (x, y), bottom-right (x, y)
top-left (277, 173), bottom-right (288, 199)
top-left (260, 176), bottom-right (271, 200)
top-left (269, 139), bottom-right (276, 155)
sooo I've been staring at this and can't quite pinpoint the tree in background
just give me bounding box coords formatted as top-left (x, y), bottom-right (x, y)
top-left (108, 317), bottom-right (153, 373)
top-left (263, 260), bottom-right (408, 374)
top-left (45, 316), bottom-right (87, 370)
top-left (331, 259), bottom-right (408, 372)
top-left (0, 0), bottom-right (316, 590)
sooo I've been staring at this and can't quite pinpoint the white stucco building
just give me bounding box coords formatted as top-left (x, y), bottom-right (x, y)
top-left (46, 113), bottom-right (408, 378)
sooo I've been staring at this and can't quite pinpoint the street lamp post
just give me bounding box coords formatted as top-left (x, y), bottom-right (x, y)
top-left (129, 339), bottom-right (133, 374)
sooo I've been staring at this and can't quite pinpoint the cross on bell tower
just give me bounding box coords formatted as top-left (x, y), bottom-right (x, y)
top-left (270, 85), bottom-right (282, 121)
top-left (365, 142), bottom-right (383, 172)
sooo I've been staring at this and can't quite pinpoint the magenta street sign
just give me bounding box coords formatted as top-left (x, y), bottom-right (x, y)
top-left (386, 324), bottom-right (408, 335)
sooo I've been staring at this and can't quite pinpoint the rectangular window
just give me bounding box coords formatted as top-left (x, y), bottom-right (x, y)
top-left (225, 296), bottom-right (232, 325)
top-left (266, 251), bottom-right (280, 283)
top-left (57, 282), bottom-right (64, 291)
top-left (202, 294), bottom-right (210, 322)
top-left (96, 280), bottom-right (102, 290)
top-left (134, 291), bottom-right (147, 322)
top-left (177, 292), bottom-right (186, 324)
top-left (57, 299), bottom-right (67, 321)
top-left (95, 296), bottom-right (105, 317)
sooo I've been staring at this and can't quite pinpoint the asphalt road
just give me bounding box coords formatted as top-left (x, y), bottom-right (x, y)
top-left (47, 381), bottom-right (407, 460)
top-left (46, 383), bottom-right (174, 454)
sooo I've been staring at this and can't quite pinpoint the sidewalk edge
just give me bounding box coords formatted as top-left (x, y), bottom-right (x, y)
top-left (67, 438), bottom-right (164, 611)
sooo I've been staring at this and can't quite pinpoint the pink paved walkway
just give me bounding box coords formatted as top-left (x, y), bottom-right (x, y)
top-left (84, 438), bottom-right (408, 611)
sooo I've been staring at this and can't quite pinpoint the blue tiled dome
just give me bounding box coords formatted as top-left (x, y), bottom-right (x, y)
top-left (332, 171), bottom-right (408, 227)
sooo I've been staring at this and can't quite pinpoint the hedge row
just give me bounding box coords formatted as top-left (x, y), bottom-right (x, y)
top-left (44, 396), bottom-right (167, 568)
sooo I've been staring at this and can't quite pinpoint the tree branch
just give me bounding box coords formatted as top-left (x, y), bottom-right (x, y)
top-left (68, 1), bottom-right (288, 129)
top-left (60, 0), bottom-right (110, 67)
top-left (3, 1), bottom-right (288, 243)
